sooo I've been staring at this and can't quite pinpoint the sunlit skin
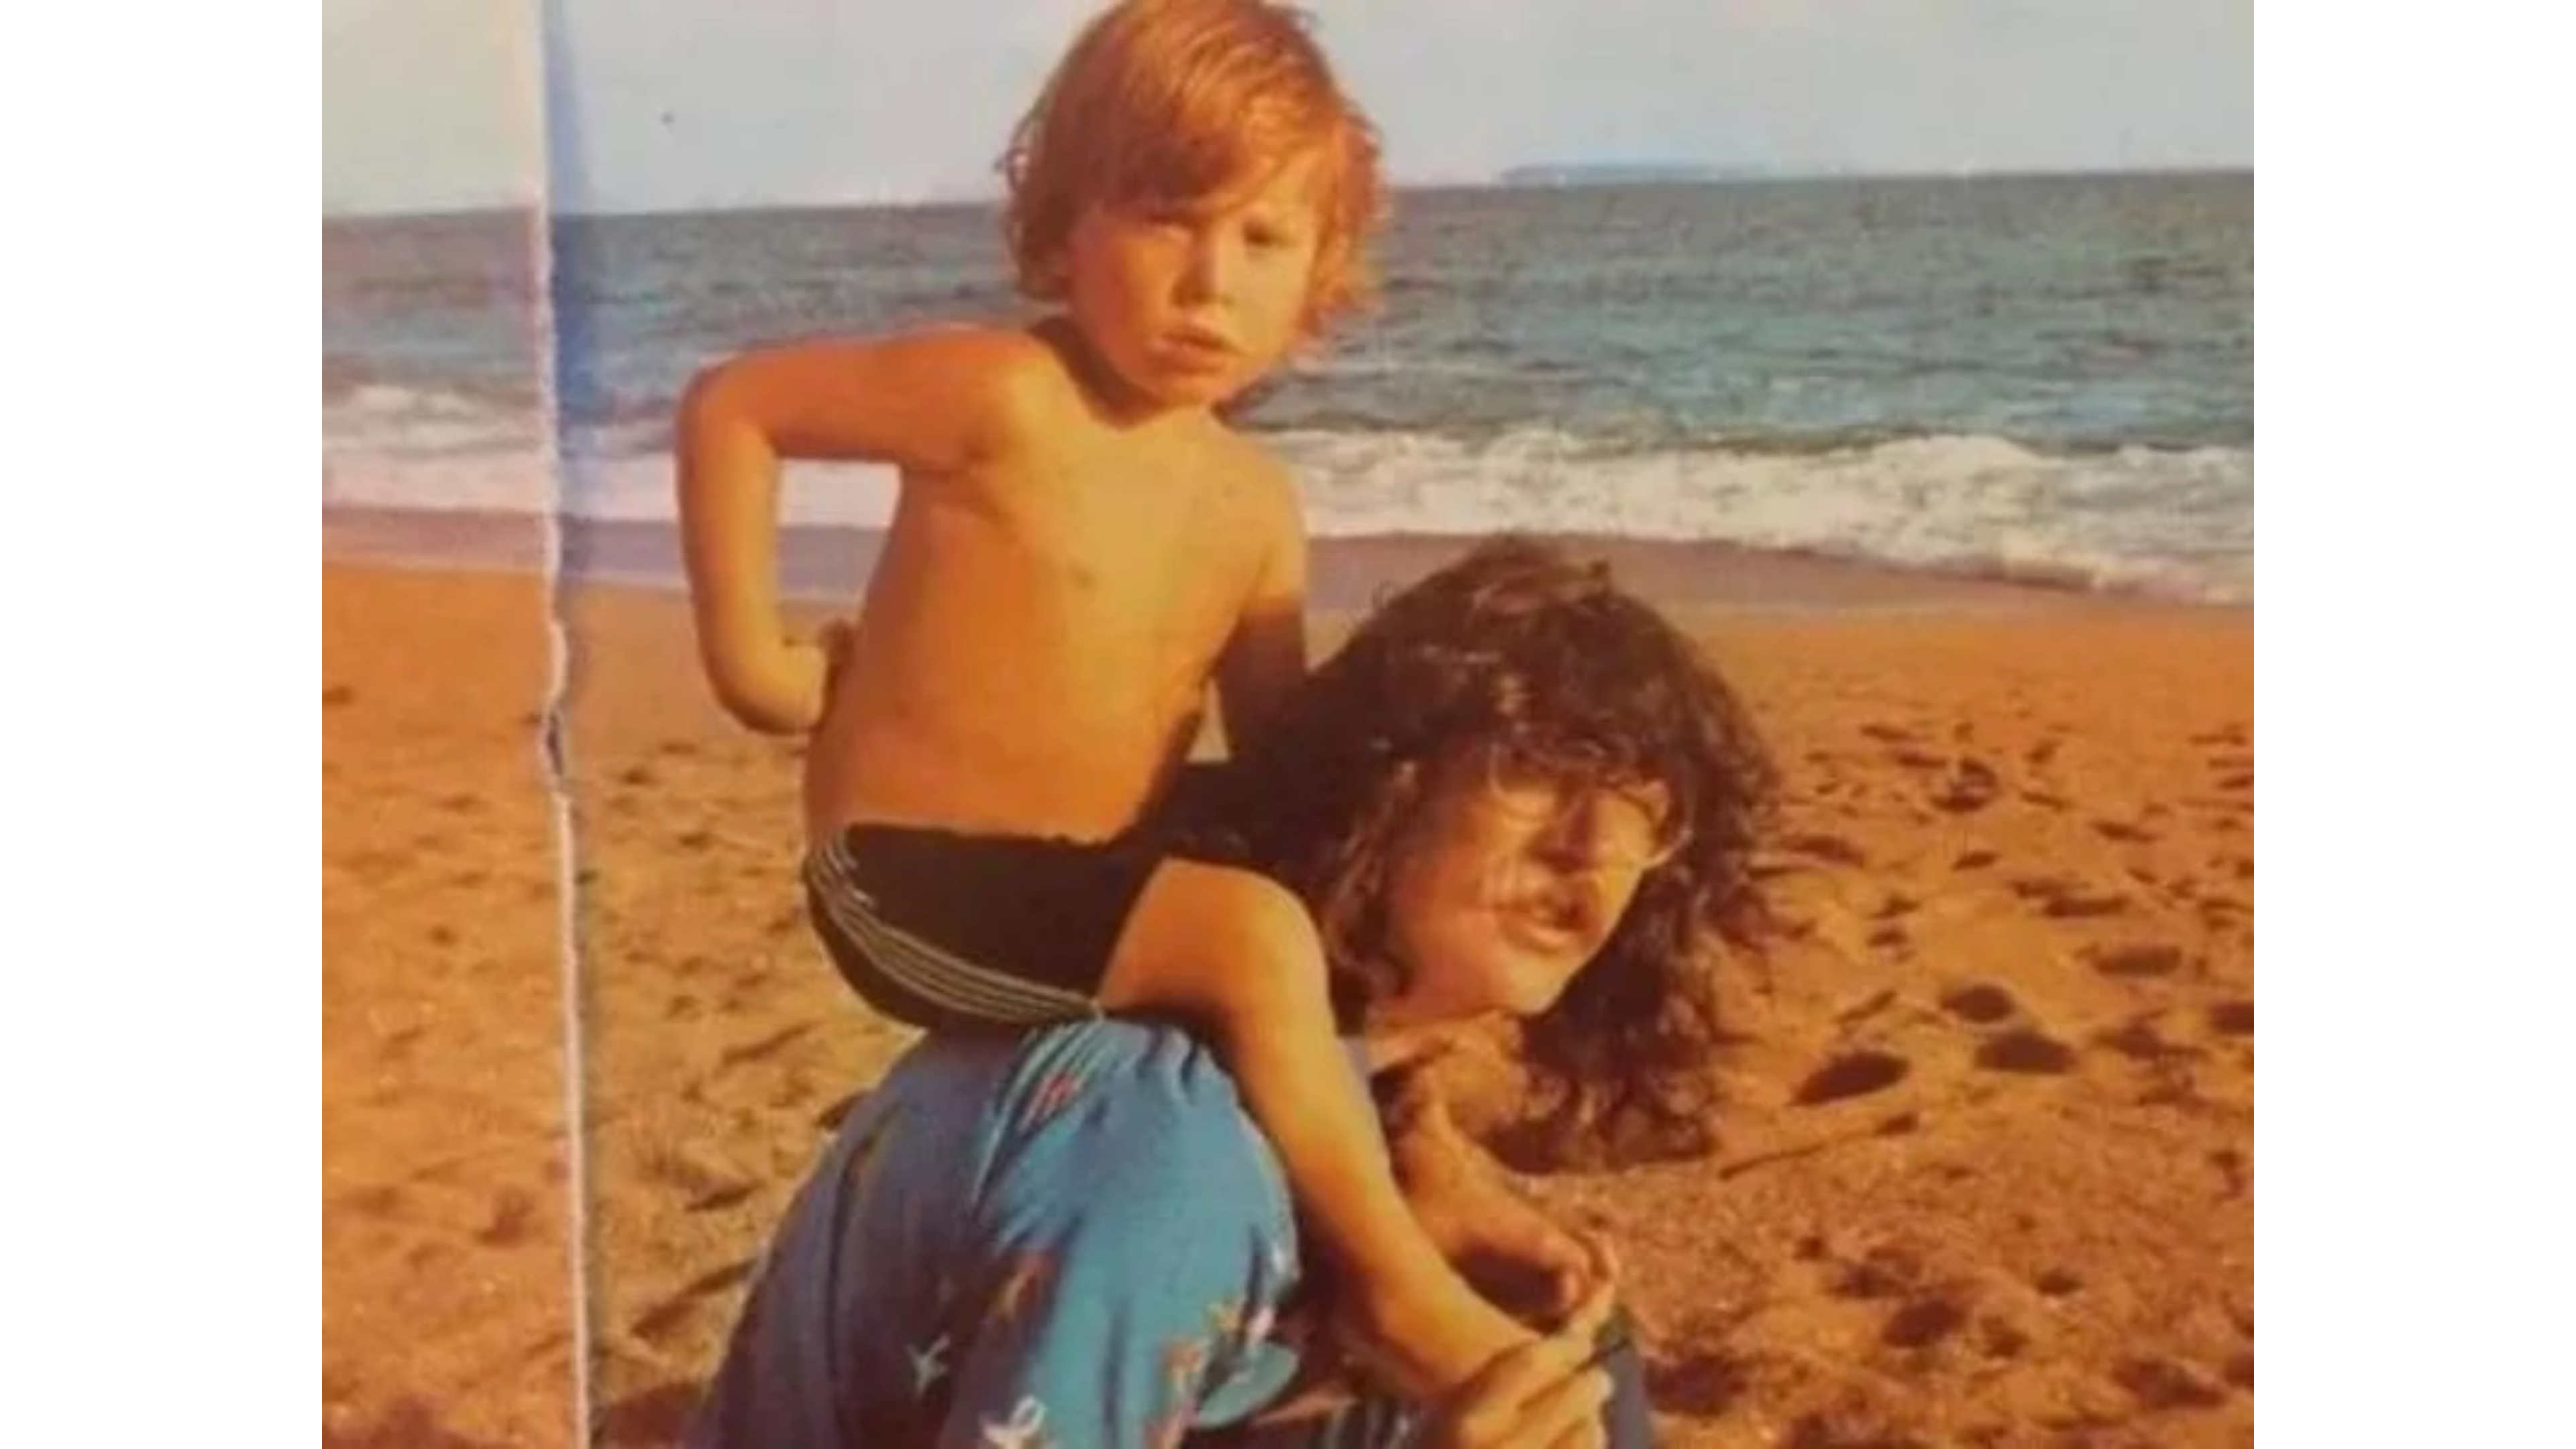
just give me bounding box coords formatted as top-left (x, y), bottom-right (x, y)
top-left (678, 108), bottom-right (1551, 1409)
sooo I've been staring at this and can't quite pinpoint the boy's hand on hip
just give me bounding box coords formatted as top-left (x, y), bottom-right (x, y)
top-left (712, 631), bottom-right (833, 735)
top-left (814, 616), bottom-right (858, 700)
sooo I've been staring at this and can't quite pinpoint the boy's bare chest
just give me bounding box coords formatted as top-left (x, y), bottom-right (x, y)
top-left (976, 441), bottom-right (1273, 568)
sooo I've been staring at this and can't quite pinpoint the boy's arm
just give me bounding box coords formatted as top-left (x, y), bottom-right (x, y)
top-left (1213, 468), bottom-right (1311, 759)
top-left (675, 326), bottom-right (1049, 733)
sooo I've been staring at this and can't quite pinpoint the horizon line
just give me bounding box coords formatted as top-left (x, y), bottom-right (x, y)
top-left (325, 162), bottom-right (2253, 223)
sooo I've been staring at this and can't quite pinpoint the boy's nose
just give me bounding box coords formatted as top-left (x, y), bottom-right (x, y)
top-left (1179, 231), bottom-right (1238, 303)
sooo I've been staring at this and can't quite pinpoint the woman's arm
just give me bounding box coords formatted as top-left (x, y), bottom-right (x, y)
top-left (1375, 1064), bottom-right (1613, 1322)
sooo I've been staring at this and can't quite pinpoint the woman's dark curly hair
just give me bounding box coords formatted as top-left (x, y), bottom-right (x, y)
top-left (1212, 537), bottom-right (1778, 1157)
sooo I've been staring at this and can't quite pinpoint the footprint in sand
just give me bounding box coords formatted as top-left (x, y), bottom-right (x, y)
top-left (688, 1182), bottom-right (759, 1214)
top-left (1951, 847), bottom-right (2001, 871)
top-left (1939, 983), bottom-right (2019, 1024)
top-left (718, 1021), bottom-right (818, 1069)
top-left (1836, 989), bottom-right (1899, 1026)
top-left (619, 763), bottom-right (657, 788)
top-left (1860, 722), bottom-right (1919, 745)
top-left (1829, 1244), bottom-right (1923, 1301)
top-left (2012, 875), bottom-right (2131, 920)
top-left (1932, 759), bottom-right (2003, 814)
top-left (2092, 818), bottom-right (2158, 845)
top-left (1975, 1028), bottom-right (2080, 1075)
top-left (328, 1398), bottom-right (512, 1449)
top-left (1978, 1316), bottom-right (2035, 1362)
top-left (718, 979), bottom-right (774, 1016)
top-left (596, 1382), bottom-right (706, 1448)
top-left (1881, 1295), bottom-right (1971, 1350)
top-left (341, 848), bottom-right (408, 883)
top-left (2096, 1014), bottom-right (2200, 1062)
top-left (1782, 832), bottom-right (1869, 867)
top-left (2033, 1267), bottom-right (2085, 1299)
top-left (2206, 999), bottom-right (2255, 1036)
top-left (323, 684), bottom-right (357, 708)
top-left (1794, 1050), bottom-right (1911, 1105)
top-left (642, 1143), bottom-right (760, 1204)
top-left (2022, 788), bottom-right (2071, 812)
top-left (2114, 1355), bottom-right (2232, 1411)
top-left (2043, 890), bottom-right (2131, 920)
top-left (657, 738), bottom-right (701, 758)
top-left (2086, 942), bottom-right (2189, 980)
top-left (1642, 1350), bottom-right (1752, 1416)
top-left (2209, 1147), bottom-right (2249, 1197)
top-left (478, 1188), bottom-right (538, 1247)
top-left (631, 1260), bottom-right (759, 1347)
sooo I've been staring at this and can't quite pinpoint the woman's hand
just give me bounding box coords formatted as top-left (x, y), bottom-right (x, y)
top-left (1411, 1284), bottom-right (1619, 1448)
top-left (1385, 1075), bottom-right (1618, 1319)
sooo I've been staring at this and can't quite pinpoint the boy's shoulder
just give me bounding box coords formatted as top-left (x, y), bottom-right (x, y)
top-left (876, 321), bottom-right (1087, 460)
top-left (900, 321), bottom-right (1077, 403)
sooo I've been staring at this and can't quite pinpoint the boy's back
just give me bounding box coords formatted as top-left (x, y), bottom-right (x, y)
top-left (805, 323), bottom-right (1301, 843)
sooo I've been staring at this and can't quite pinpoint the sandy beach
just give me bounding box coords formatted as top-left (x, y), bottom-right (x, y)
top-left (323, 549), bottom-right (2251, 1446)
top-left (321, 561), bottom-right (576, 1445)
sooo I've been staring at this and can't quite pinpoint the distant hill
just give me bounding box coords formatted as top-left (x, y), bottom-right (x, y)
top-left (1494, 162), bottom-right (1763, 187)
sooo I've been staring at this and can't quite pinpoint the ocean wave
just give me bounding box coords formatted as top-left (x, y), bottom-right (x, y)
top-left (321, 426), bottom-right (2252, 604)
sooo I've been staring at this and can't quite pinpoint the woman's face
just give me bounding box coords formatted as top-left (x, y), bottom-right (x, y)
top-left (1371, 753), bottom-right (1676, 1027)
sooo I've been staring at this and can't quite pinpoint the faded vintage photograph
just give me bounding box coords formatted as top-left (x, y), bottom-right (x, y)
top-left (325, 3), bottom-right (2253, 1444)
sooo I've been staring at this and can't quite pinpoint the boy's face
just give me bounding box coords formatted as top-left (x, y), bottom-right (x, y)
top-left (1061, 146), bottom-right (1329, 412)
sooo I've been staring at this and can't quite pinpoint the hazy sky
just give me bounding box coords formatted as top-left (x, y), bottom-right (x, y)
top-left (323, 0), bottom-right (2251, 217)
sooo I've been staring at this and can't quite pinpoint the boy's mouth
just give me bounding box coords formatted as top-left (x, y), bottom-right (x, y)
top-left (1164, 324), bottom-right (1238, 358)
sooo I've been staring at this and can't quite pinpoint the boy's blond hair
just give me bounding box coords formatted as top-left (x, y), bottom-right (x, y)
top-left (1000, 0), bottom-right (1387, 340)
